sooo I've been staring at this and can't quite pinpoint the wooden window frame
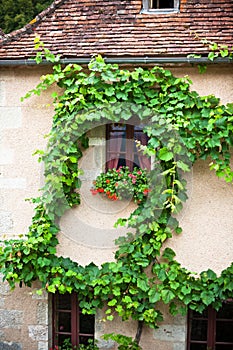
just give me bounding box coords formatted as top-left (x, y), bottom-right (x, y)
top-left (187, 301), bottom-right (233, 350)
top-left (141, 0), bottom-right (179, 13)
top-left (52, 292), bottom-right (95, 348)
top-left (106, 123), bottom-right (150, 171)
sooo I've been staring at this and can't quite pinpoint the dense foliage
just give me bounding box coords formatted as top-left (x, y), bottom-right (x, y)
top-left (0, 39), bottom-right (232, 347)
top-left (0, 0), bottom-right (52, 33)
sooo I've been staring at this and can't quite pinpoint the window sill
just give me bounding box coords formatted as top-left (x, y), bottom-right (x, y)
top-left (140, 8), bottom-right (179, 14)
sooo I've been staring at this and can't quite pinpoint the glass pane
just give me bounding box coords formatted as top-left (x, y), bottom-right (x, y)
top-left (191, 319), bottom-right (208, 341)
top-left (217, 303), bottom-right (233, 319)
top-left (107, 124), bottom-right (150, 170)
top-left (80, 335), bottom-right (94, 345)
top-left (151, 0), bottom-right (174, 8)
top-left (80, 313), bottom-right (95, 334)
top-left (216, 345), bottom-right (233, 350)
top-left (190, 344), bottom-right (207, 350)
top-left (216, 321), bottom-right (233, 342)
top-left (57, 293), bottom-right (71, 310)
top-left (192, 309), bottom-right (208, 319)
top-left (58, 312), bottom-right (71, 332)
top-left (58, 334), bottom-right (72, 347)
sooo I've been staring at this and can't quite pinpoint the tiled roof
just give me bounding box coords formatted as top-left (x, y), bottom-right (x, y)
top-left (0, 0), bottom-right (232, 59)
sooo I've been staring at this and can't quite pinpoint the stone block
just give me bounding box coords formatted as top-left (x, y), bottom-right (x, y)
top-left (28, 325), bottom-right (48, 342)
top-left (173, 342), bottom-right (186, 350)
top-left (96, 338), bottom-right (115, 350)
top-left (0, 342), bottom-right (22, 350)
top-left (38, 341), bottom-right (48, 350)
top-left (37, 302), bottom-right (48, 325)
top-left (0, 211), bottom-right (13, 233)
top-left (0, 310), bottom-right (23, 329)
top-left (153, 324), bottom-right (186, 342)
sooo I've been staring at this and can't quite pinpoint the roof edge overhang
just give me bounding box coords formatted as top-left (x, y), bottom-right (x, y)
top-left (0, 56), bottom-right (232, 66)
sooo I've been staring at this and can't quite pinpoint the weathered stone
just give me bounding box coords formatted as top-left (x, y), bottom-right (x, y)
top-left (0, 342), bottom-right (22, 350)
top-left (0, 211), bottom-right (13, 233)
top-left (0, 310), bottom-right (23, 329)
top-left (32, 290), bottom-right (48, 300)
top-left (173, 342), bottom-right (186, 350)
top-left (0, 279), bottom-right (10, 296)
top-left (28, 325), bottom-right (48, 342)
top-left (37, 302), bottom-right (48, 325)
top-left (96, 338), bottom-right (115, 350)
top-left (153, 324), bottom-right (186, 342)
top-left (0, 330), bottom-right (5, 340)
top-left (38, 341), bottom-right (48, 350)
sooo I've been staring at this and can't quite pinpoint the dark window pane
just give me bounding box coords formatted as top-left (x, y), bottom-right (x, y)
top-left (190, 344), bottom-right (207, 350)
top-left (216, 321), bottom-right (233, 342)
top-left (80, 335), bottom-right (94, 345)
top-left (191, 319), bottom-right (208, 341)
top-left (58, 312), bottom-right (71, 332)
top-left (79, 313), bottom-right (95, 334)
top-left (57, 293), bottom-right (71, 310)
top-left (217, 303), bottom-right (233, 320)
top-left (58, 335), bottom-right (72, 347)
top-left (192, 309), bottom-right (208, 319)
top-left (152, 0), bottom-right (174, 8)
top-left (216, 346), bottom-right (233, 350)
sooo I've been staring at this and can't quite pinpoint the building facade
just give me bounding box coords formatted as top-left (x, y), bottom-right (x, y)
top-left (0, 1), bottom-right (233, 349)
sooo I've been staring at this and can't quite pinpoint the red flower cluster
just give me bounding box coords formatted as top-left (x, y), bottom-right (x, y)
top-left (143, 188), bottom-right (150, 195)
top-left (90, 188), bottom-right (104, 195)
top-left (106, 191), bottom-right (118, 201)
top-left (90, 166), bottom-right (149, 203)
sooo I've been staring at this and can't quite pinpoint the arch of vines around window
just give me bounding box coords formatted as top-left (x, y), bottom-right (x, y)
top-left (0, 39), bottom-right (233, 348)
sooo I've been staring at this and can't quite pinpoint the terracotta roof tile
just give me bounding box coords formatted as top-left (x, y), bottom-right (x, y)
top-left (0, 0), bottom-right (232, 59)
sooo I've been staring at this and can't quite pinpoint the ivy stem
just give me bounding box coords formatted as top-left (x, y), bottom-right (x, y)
top-left (134, 320), bottom-right (143, 345)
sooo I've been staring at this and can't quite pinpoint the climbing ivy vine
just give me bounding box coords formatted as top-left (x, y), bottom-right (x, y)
top-left (0, 38), bottom-right (233, 347)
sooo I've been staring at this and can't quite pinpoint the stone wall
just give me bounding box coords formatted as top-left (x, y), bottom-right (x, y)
top-left (0, 277), bottom-right (49, 350)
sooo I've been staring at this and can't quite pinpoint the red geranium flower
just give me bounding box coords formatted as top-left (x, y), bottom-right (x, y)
top-left (98, 188), bottom-right (104, 193)
top-left (90, 188), bottom-right (98, 195)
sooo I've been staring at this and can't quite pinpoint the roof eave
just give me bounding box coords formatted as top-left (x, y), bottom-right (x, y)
top-left (0, 56), bottom-right (231, 66)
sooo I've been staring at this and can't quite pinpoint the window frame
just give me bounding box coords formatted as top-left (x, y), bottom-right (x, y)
top-left (52, 292), bottom-right (95, 348)
top-left (187, 301), bottom-right (233, 350)
top-left (106, 123), bottom-right (150, 171)
top-left (141, 0), bottom-right (179, 14)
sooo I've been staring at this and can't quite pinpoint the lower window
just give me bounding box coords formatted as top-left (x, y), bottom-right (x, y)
top-left (187, 301), bottom-right (233, 350)
top-left (52, 293), bottom-right (95, 348)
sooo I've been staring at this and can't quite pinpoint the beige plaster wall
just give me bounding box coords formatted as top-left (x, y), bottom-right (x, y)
top-left (0, 64), bottom-right (232, 349)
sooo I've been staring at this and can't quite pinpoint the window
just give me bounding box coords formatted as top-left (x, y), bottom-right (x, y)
top-left (187, 301), bottom-right (233, 350)
top-left (141, 0), bottom-right (179, 13)
top-left (52, 293), bottom-right (95, 348)
top-left (106, 123), bottom-right (150, 171)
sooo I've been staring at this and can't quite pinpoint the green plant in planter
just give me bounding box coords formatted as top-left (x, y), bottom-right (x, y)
top-left (50, 338), bottom-right (99, 350)
top-left (91, 166), bottom-right (150, 203)
top-left (103, 333), bottom-right (142, 350)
